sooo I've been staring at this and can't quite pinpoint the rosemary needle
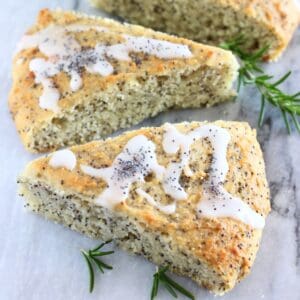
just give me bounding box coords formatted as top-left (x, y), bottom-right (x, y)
top-left (81, 250), bottom-right (95, 292)
top-left (81, 240), bottom-right (114, 293)
top-left (151, 266), bottom-right (195, 300)
top-left (220, 36), bottom-right (300, 133)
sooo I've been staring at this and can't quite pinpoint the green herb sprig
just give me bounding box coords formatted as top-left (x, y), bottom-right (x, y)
top-left (151, 266), bottom-right (195, 300)
top-left (220, 36), bottom-right (300, 133)
top-left (81, 240), bottom-right (114, 293)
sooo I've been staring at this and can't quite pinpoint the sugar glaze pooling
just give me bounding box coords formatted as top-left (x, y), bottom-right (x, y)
top-left (18, 24), bottom-right (193, 112)
top-left (49, 149), bottom-right (77, 171)
top-left (78, 124), bottom-right (265, 228)
top-left (136, 188), bottom-right (176, 214)
top-left (162, 123), bottom-right (265, 229)
top-left (18, 24), bottom-right (108, 112)
top-left (80, 135), bottom-right (165, 210)
top-left (80, 135), bottom-right (177, 213)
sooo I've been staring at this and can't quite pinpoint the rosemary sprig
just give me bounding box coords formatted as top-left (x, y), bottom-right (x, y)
top-left (81, 240), bottom-right (114, 293)
top-left (220, 36), bottom-right (300, 133)
top-left (151, 266), bottom-right (195, 300)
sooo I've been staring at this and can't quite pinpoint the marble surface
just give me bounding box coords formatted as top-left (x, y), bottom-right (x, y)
top-left (0, 1), bottom-right (299, 299)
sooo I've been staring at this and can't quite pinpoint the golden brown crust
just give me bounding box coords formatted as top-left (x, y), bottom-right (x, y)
top-left (9, 9), bottom-right (238, 153)
top-left (21, 121), bottom-right (271, 287)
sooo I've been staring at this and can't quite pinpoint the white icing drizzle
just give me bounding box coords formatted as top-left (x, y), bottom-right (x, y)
top-left (49, 149), bottom-right (77, 171)
top-left (162, 123), bottom-right (265, 229)
top-left (80, 135), bottom-right (165, 209)
top-left (78, 123), bottom-right (264, 228)
top-left (17, 25), bottom-right (193, 112)
top-left (124, 35), bottom-right (192, 60)
top-left (162, 123), bottom-right (193, 201)
top-left (17, 24), bottom-right (108, 55)
top-left (136, 188), bottom-right (176, 214)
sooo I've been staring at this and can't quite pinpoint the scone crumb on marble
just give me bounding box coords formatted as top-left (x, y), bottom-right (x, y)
top-left (18, 121), bottom-right (270, 294)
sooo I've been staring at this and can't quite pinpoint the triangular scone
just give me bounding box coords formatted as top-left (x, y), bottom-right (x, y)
top-left (9, 9), bottom-right (238, 153)
top-left (18, 121), bottom-right (270, 294)
top-left (91, 0), bottom-right (300, 61)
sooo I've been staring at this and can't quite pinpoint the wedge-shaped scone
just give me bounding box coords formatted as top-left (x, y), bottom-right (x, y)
top-left (91, 0), bottom-right (300, 61)
top-left (18, 121), bottom-right (270, 294)
top-left (9, 9), bottom-right (239, 153)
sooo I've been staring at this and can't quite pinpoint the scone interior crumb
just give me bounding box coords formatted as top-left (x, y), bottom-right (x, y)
top-left (9, 9), bottom-right (238, 153)
top-left (91, 0), bottom-right (300, 60)
top-left (31, 64), bottom-right (236, 152)
top-left (18, 121), bottom-right (270, 294)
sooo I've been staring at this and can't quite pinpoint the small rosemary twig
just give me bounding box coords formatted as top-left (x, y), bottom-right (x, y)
top-left (151, 266), bottom-right (195, 300)
top-left (220, 36), bottom-right (300, 133)
top-left (81, 240), bottom-right (114, 292)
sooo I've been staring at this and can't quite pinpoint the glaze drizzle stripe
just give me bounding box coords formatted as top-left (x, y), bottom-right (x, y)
top-left (76, 124), bottom-right (265, 229)
top-left (80, 135), bottom-right (165, 209)
top-left (136, 188), bottom-right (176, 214)
top-left (162, 123), bottom-right (265, 229)
top-left (49, 149), bottom-right (77, 171)
top-left (17, 24), bottom-right (193, 112)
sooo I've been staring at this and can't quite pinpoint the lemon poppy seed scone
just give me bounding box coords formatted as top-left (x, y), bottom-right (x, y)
top-left (91, 0), bottom-right (300, 61)
top-left (9, 9), bottom-right (238, 153)
top-left (18, 121), bottom-right (270, 294)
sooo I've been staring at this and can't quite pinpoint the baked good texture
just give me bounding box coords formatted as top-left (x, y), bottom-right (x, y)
top-left (9, 9), bottom-right (238, 153)
top-left (91, 0), bottom-right (300, 61)
top-left (18, 121), bottom-right (270, 294)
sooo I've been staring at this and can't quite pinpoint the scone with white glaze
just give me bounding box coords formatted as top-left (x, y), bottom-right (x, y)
top-left (9, 9), bottom-right (239, 153)
top-left (91, 0), bottom-right (300, 61)
top-left (18, 121), bottom-right (270, 294)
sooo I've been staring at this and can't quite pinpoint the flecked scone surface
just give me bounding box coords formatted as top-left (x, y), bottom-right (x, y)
top-left (9, 9), bottom-right (238, 153)
top-left (19, 121), bottom-right (270, 294)
top-left (91, 0), bottom-right (300, 60)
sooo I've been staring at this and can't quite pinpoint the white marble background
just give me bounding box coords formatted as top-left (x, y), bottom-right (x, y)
top-left (0, 1), bottom-right (299, 299)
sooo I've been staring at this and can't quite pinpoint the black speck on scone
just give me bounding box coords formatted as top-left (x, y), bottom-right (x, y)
top-left (18, 121), bottom-right (270, 295)
top-left (9, 9), bottom-right (238, 153)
